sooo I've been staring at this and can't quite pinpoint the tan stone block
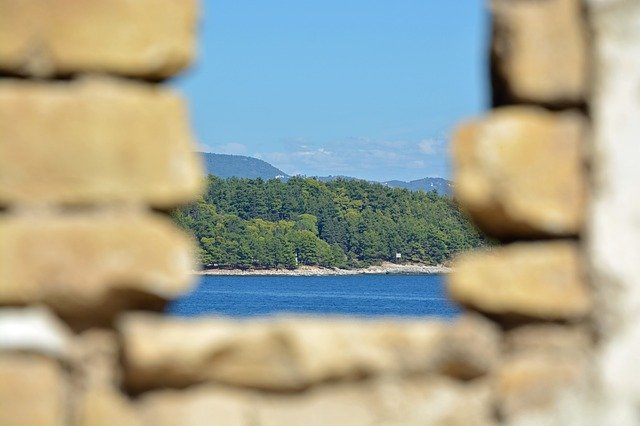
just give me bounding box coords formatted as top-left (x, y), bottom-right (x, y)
top-left (72, 329), bottom-right (122, 388)
top-left (504, 324), bottom-right (593, 356)
top-left (0, 354), bottom-right (68, 426)
top-left (120, 314), bottom-right (499, 392)
top-left (491, 0), bottom-right (588, 105)
top-left (0, 212), bottom-right (196, 326)
top-left (0, 0), bottom-right (198, 78)
top-left (448, 241), bottom-right (591, 320)
top-left (453, 107), bottom-right (586, 238)
top-left (256, 383), bottom-right (376, 426)
top-left (76, 387), bottom-right (141, 426)
top-left (138, 386), bottom-right (253, 426)
top-left (495, 353), bottom-right (588, 421)
top-left (0, 77), bottom-right (203, 209)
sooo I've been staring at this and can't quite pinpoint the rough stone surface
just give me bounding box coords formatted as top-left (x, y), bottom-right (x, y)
top-left (72, 329), bottom-right (122, 388)
top-left (448, 241), bottom-right (591, 320)
top-left (120, 314), bottom-right (500, 392)
top-left (0, 306), bottom-right (73, 360)
top-left (0, 354), bottom-right (68, 426)
top-left (0, 77), bottom-right (203, 208)
top-left (0, 212), bottom-right (196, 326)
top-left (495, 353), bottom-right (588, 423)
top-left (588, 1), bottom-right (640, 424)
top-left (453, 107), bottom-right (586, 238)
top-left (491, 0), bottom-right (588, 105)
top-left (138, 378), bottom-right (495, 426)
top-left (75, 387), bottom-right (141, 426)
top-left (138, 386), bottom-right (253, 426)
top-left (0, 0), bottom-right (198, 79)
top-left (504, 324), bottom-right (592, 356)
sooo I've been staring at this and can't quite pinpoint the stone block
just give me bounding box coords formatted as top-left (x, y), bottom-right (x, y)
top-left (495, 353), bottom-right (588, 422)
top-left (0, 212), bottom-right (196, 326)
top-left (0, 354), bottom-right (68, 426)
top-left (0, 0), bottom-right (198, 79)
top-left (0, 306), bottom-right (73, 360)
top-left (453, 107), bottom-right (586, 238)
top-left (0, 77), bottom-right (203, 209)
top-left (448, 241), bottom-right (591, 320)
top-left (75, 387), bottom-right (141, 426)
top-left (138, 386), bottom-right (252, 426)
top-left (120, 314), bottom-right (500, 392)
top-left (491, 0), bottom-right (588, 105)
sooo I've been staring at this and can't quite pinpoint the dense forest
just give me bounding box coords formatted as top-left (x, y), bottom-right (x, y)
top-left (172, 176), bottom-right (487, 269)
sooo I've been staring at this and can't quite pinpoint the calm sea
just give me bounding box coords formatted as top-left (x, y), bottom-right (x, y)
top-left (166, 274), bottom-right (460, 319)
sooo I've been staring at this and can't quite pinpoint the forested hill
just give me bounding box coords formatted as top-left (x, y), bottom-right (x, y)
top-left (200, 153), bottom-right (288, 180)
top-left (199, 152), bottom-right (452, 195)
top-left (172, 176), bottom-right (487, 270)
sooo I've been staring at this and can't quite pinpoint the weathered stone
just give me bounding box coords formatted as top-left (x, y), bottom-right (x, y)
top-left (504, 324), bottom-right (592, 356)
top-left (587, 1), bottom-right (640, 424)
top-left (120, 314), bottom-right (499, 392)
top-left (368, 377), bottom-right (495, 426)
top-left (0, 306), bottom-right (73, 360)
top-left (491, 0), bottom-right (588, 105)
top-left (0, 212), bottom-right (196, 326)
top-left (448, 241), bottom-right (591, 320)
top-left (72, 329), bottom-right (121, 388)
top-left (0, 0), bottom-right (198, 79)
top-left (75, 387), bottom-right (141, 426)
top-left (0, 354), bottom-right (68, 426)
top-left (495, 353), bottom-right (588, 422)
top-left (453, 107), bottom-right (586, 238)
top-left (0, 77), bottom-right (203, 209)
top-left (138, 386), bottom-right (253, 426)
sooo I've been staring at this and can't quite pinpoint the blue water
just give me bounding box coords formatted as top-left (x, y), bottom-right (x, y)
top-left (167, 274), bottom-right (460, 319)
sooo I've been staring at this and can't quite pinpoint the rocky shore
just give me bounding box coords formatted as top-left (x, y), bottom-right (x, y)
top-left (194, 262), bottom-right (451, 276)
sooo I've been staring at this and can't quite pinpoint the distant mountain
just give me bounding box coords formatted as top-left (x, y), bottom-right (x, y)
top-left (200, 153), bottom-right (289, 180)
top-left (199, 152), bottom-right (451, 195)
top-left (383, 178), bottom-right (452, 196)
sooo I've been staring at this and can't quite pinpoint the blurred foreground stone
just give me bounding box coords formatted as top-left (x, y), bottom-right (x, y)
top-left (0, 77), bottom-right (203, 209)
top-left (0, 354), bottom-right (68, 426)
top-left (120, 314), bottom-right (500, 392)
top-left (0, 212), bottom-right (196, 327)
top-left (491, 0), bottom-right (588, 106)
top-left (0, 0), bottom-right (198, 79)
top-left (448, 241), bottom-right (591, 320)
top-left (453, 107), bottom-right (586, 238)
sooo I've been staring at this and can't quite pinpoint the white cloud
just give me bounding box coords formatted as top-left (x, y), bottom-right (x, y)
top-left (209, 143), bottom-right (248, 155)
top-left (255, 136), bottom-right (450, 180)
top-left (418, 139), bottom-right (442, 155)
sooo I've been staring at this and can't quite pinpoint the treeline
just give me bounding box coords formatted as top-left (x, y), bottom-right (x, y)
top-left (172, 176), bottom-right (487, 269)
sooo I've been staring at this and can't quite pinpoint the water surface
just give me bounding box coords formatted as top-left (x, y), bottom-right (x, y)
top-left (167, 274), bottom-right (460, 318)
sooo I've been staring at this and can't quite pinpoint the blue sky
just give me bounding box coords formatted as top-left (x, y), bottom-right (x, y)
top-left (174, 1), bottom-right (489, 181)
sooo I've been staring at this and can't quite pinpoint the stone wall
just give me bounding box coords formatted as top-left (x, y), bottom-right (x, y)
top-left (0, 0), bottom-right (636, 425)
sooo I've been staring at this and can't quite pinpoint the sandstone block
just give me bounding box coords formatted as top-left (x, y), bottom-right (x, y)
top-left (0, 77), bottom-right (203, 209)
top-left (72, 329), bottom-right (122, 388)
top-left (504, 324), bottom-right (592, 356)
top-left (0, 0), bottom-right (198, 79)
top-left (448, 241), bottom-right (591, 320)
top-left (120, 314), bottom-right (500, 392)
top-left (0, 354), bottom-right (68, 426)
top-left (453, 107), bottom-right (586, 238)
top-left (491, 0), bottom-right (588, 105)
top-left (138, 386), bottom-right (252, 426)
top-left (0, 212), bottom-right (196, 326)
top-left (495, 353), bottom-right (588, 422)
top-left (0, 306), bottom-right (73, 360)
top-left (75, 387), bottom-right (141, 426)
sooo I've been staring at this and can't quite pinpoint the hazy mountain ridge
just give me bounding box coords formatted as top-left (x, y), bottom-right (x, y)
top-left (199, 152), bottom-right (451, 196)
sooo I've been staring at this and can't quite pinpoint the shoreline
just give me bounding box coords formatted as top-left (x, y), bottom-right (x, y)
top-left (193, 262), bottom-right (452, 276)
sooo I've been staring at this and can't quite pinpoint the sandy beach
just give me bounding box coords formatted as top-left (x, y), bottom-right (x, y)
top-left (193, 262), bottom-right (451, 276)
